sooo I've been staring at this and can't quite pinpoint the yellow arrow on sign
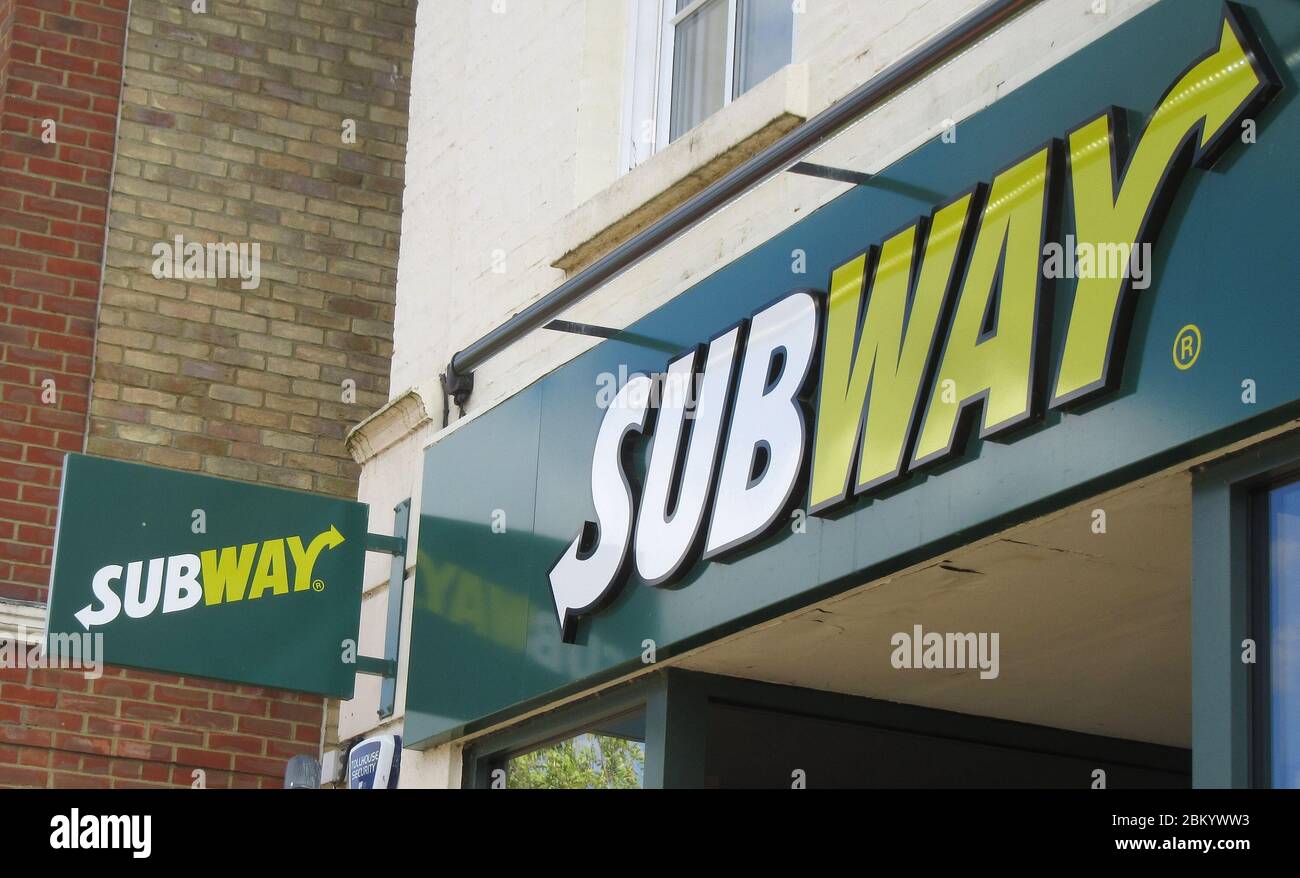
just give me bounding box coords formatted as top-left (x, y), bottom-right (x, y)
top-left (1052, 4), bottom-right (1279, 405)
top-left (288, 525), bottom-right (346, 592)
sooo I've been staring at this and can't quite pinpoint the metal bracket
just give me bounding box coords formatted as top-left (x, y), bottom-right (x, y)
top-left (543, 319), bottom-right (620, 339)
top-left (787, 162), bottom-right (874, 187)
top-left (356, 498), bottom-right (411, 719)
top-left (365, 532), bottom-right (405, 555)
top-left (543, 319), bottom-right (682, 355)
top-left (440, 369), bottom-right (474, 413)
top-left (353, 655), bottom-right (397, 678)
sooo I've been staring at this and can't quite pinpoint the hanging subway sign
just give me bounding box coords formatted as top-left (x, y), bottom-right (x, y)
top-left (549, 4), bottom-right (1278, 641)
top-left (44, 454), bottom-right (369, 697)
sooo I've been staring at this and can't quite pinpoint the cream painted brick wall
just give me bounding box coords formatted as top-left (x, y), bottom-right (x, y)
top-left (389, 0), bottom-right (1158, 416)
top-left (797, 0), bottom-right (981, 115)
top-left (576, 1), bottom-right (632, 204)
top-left (351, 0), bottom-right (1164, 784)
top-left (392, 0), bottom-right (592, 411)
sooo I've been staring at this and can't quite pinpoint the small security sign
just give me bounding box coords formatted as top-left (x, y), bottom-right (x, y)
top-left (347, 734), bottom-right (401, 789)
top-left (44, 454), bottom-right (368, 697)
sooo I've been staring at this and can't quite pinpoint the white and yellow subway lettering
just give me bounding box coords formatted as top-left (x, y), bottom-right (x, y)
top-left (73, 526), bottom-right (344, 630)
top-left (550, 6), bottom-right (1279, 638)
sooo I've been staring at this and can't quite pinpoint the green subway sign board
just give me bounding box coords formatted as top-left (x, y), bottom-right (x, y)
top-left (45, 454), bottom-right (368, 698)
top-left (407, 0), bottom-right (1300, 747)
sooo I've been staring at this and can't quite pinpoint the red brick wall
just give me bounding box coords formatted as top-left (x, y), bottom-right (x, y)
top-left (0, 0), bottom-right (124, 602)
top-left (0, 666), bottom-right (323, 789)
top-left (0, 2), bottom-right (15, 99)
top-left (0, 0), bottom-right (352, 789)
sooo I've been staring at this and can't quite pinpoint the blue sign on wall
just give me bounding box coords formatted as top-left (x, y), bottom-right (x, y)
top-left (347, 734), bottom-right (402, 789)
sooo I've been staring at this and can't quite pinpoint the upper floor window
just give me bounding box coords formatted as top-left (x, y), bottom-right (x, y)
top-left (622, 0), bottom-right (795, 172)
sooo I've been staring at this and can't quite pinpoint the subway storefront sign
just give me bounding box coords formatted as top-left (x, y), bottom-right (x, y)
top-left (408, 0), bottom-right (1300, 746)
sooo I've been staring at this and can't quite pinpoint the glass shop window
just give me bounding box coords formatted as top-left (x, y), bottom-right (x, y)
top-left (1257, 476), bottom-right (1300, 787)
top-left (502, 711), bottom-right (646, 789)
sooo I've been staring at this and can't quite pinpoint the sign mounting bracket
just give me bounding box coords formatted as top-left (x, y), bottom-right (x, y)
top-left (356, 498), bottom-right (411, 719)
top-left (786, 162), bottom-right (873, 186)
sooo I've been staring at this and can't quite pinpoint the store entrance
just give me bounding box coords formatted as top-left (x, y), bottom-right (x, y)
top-left (464, 470), bottom-right (1195, 788)
top-left (677, 470), bottom-right (1193, 788)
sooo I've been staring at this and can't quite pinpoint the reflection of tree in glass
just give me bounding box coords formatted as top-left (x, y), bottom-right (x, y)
top-left (507, 734), bottom-right (644, 789)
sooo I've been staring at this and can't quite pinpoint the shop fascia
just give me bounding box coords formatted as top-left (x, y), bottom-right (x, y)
top-left (549, 6), bottom-right (1278, 641)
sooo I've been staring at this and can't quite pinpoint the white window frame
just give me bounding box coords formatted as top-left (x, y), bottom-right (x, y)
top-left (620, 0), bottom-right (792, 174)
top-left (654, 0), bottom-right (740, 150)
top-left (620, 0), bottom-right (664, 174)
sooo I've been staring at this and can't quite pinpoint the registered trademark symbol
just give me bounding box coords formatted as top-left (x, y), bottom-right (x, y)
top-left (313, 579), bottom-right (325, 592)
top-left (1172, 324), bottom-right (1201, 370)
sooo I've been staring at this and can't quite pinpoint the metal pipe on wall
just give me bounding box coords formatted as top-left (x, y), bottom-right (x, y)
top-left (441, 0), bottom-right (1042, 411)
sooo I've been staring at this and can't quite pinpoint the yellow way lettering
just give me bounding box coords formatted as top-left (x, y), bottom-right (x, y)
top-left (911, 144), bottom-right (1055, 468)
top-left (200, 543), bottom-right (258, 605)
top-left (809, 193), bottom-right (976, 512)
top-left (200, 525), bottom-right (346, 605)
top-left (248, 538), bottom-right (288, 600)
